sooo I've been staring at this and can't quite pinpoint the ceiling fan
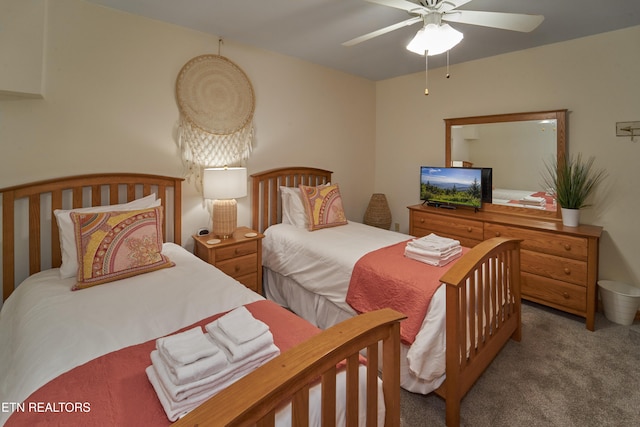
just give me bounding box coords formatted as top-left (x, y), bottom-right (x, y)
top-left (343, 0), bottom-right (544, 56)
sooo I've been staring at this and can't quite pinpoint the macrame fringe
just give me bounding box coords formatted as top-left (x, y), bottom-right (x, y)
top-left (178, 116), bottom-right (253, 194)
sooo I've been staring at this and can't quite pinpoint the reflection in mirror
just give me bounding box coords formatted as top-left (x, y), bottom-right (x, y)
top-left (445, 110), bottom-right (566, 219)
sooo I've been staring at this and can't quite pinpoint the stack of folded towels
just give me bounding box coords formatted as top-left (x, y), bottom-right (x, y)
top-left (146, 306), bottom-right (280, 421)
top-left (404, 233), bottom-right (462, 266)
top-left (518, 195), bottom-right (546, 207)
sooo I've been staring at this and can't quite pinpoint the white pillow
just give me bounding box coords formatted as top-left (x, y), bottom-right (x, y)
top-left (54, 194), bottom-right (160, 278)
top-left (280, 183), bottom-right (330, 228)
top-left (280, 186), bottom-right (307, 228)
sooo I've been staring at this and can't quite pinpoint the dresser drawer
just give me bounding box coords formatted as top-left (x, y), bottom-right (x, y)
top-left (520, 250), bottom-right (587, 287)
top-left (485, 223), bottom-right (588, 261)
top-left (413, 225), bottom-right (482, 248)
top-left (521, 272), bottom-right (587, 314)
top-left (215, 241), bottom-right (257, 262)
top-left (216, 253), bottom-right (258, 278)
top-left (412, 211), bottom-right (483, 242)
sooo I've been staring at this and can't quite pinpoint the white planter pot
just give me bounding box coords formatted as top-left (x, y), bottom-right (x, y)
top-left (561, 208), bottom-right (580, 227)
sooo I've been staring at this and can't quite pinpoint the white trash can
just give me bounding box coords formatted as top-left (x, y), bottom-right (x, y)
top-left (598, 280), bottom-right (640, 326)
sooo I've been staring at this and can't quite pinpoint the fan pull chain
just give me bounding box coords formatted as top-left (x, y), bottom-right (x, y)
top-left (446, 50), bottom-right (450, 79)
top-left (218, 38), bottom-right (224, 56)
top-left (424, 52), bottom-right (429, 96)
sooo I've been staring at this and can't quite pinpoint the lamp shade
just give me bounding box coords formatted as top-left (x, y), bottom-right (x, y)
top-left (406, 23), bottom-right (463, 56)
top-left (203, 167), bottom-right (247, 200)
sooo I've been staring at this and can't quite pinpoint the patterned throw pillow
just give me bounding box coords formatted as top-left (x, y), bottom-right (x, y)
top-left (298, 184), bottom-right (348, 231)
top-left (70, 207), bottom-right (174, 290)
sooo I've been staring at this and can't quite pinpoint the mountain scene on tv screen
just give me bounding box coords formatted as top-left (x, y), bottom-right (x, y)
top-left (421, 167), bottom-right (482, 208)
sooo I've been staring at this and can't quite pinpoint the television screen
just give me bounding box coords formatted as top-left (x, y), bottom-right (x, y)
top-left (420, 166), bottom-right (483, 209)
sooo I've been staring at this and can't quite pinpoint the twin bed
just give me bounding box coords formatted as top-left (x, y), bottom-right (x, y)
top-left (0, 168), bottom-right (522, 426)
top-left (251, 167), bottom-right (522, 426)
top-left (0, 173), bottom-right (402, 426)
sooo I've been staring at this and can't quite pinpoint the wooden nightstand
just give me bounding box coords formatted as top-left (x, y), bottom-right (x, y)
top-left (193, 226), bottom-right (264, 294)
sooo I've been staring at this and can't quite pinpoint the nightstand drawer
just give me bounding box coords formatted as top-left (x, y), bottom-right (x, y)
top-left (237, 273), bottom-right (258, 293)
top-left (216, 253), bottom-right (258, 278)
top-left (216, 241), bottom-right (257, 261)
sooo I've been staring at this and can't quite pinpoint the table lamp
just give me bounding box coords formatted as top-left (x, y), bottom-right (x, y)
top-left (203, 167), bottom-right (247, 238)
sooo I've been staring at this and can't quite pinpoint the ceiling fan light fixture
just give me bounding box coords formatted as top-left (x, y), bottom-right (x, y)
top-left (406, 23), bottom-right (463, 56)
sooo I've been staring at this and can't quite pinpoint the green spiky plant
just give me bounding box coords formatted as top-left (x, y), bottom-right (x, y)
top-left (541, 153), bottom-right (607, 209)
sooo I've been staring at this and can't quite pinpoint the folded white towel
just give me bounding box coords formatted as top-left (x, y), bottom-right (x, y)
top-left (159, 344), bottom-right (229, 386)
top-left (206, 321), bottom-right (275, 363)
top-left (151, 344), bottom-right (279, 402)
top-left (518, 197), bottom-right (545, 206)
top-left (404, 245), bottom-right (462, 266)
top-left (522, 196), bottom-right (545, 203)
top-left (405, 241), bottom-right (460, 258)
top-left (156, 327), bottom-right (219, 365)
top-left (217, 306), bottom-right (270, 345)
top-left (146, 365), bottom-right (211, 421)
top-left (410, 233), bottom-right (461, 252)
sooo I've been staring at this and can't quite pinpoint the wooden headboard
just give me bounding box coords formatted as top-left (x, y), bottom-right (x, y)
top-left (250, 167), bottom-right (332, 233)
top-left (1, 173), bottom-right (183, 302)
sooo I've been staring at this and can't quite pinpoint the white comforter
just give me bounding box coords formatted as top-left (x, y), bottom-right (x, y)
top-left (263, 222), bottom-right (410, 312)
top-left (0, 243), bottom-right (261, 426)
top-left (262, 222), bottom-right (449, 393)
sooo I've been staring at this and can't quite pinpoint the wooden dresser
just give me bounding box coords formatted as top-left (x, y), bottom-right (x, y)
top-left (408, 204), bottom-right (603, 330)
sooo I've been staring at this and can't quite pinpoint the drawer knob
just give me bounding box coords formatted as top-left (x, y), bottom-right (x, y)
top-left (420, 218), bottom-right (425, 223)
top-left (235, 265), bottom-right (241, 272)
top-left (467, 227), bottom-right (472, 232)
top-left (562, 292), bottom-right (570, 299)
top-left (564, 244), bottom-right (572, 251)
top-left (564, 268), bottom-right (571, 275)
top-left (495, 231), bottom-right (501, 237)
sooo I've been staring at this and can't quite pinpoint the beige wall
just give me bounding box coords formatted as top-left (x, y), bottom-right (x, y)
top-left (375, 25), bottom-right (640, 286)
top-left (2, 0), bottom-right (639, 289)
top-left (0, 0), bottom-right (376, 252)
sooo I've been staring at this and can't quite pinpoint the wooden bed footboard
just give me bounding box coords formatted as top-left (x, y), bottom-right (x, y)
top-left (436, 237), bottom-right (522, 427)
top-left (173, 308), bottom-right (406, 427)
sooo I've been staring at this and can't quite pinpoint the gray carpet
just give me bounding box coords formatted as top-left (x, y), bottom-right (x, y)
top-left (400, 301), bottom-right (640, 426)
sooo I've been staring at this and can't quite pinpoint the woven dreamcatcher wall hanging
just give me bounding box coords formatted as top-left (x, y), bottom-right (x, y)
top-left (175, 52), bottom-right (255, 189)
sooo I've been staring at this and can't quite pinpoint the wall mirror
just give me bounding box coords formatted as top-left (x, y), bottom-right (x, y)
top-left (445, 109), bottom-right (566, 219)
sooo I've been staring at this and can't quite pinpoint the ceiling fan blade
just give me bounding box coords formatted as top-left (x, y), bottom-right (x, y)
top-left (364, 0), bottom-right (425, 13)
top-left (438, 0), bottom-right (473, 13)
top-left (342, 16), bottom-right (422, 46)
top-left (442, 10), bottom-right (544, 32)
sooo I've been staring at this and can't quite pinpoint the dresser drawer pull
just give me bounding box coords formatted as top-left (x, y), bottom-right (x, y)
top-left (564, 268), bottom-right (571, 275)
top-left (562, 292), bottom-right (570, 299)
top-left (420, 218), bottom-right (425, 223)
top-left (235, 265), bottom-right (241, 272)
top-left (467, 227), bottom-right (472, 233)
top-left (494, 231), bottom-right (501, 237)
top-left (564, 244), bottom-right (572, 251)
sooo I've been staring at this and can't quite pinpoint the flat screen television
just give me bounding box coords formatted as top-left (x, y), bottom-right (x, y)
top-left (420, 166), bottom-right (483, 209)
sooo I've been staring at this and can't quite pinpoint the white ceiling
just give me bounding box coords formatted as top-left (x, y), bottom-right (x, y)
top-left (85, 0), bottom-right (640, 81)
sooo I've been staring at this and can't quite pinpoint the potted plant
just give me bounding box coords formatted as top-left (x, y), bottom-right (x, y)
top-left (541, 153), bottom-right (607, 227)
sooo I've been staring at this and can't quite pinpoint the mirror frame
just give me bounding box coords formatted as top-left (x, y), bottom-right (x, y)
top-left (445, 109), bottom-right (567, 220)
